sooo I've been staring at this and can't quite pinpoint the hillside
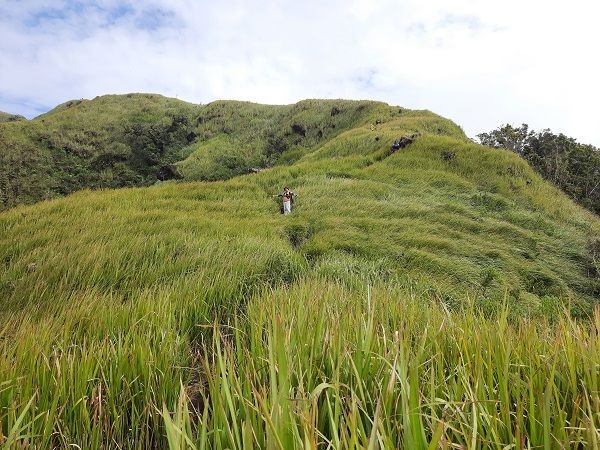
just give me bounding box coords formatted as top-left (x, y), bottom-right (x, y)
top-left (0, 112), bottom-right (25, 123)
top-left (1, 98), bottom-right (599, 448)
top-left (0, 94), bottom-right (400, 209)
top-left (3, 101), bottom-right (595, 315)
top-left (0, 94), bottom-right (202, 208)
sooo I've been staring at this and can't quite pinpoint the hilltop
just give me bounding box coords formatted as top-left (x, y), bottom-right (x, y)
top-left (0, 111), bottom-right (26, 123)
top-left (1, 95), bottom-right (599, 448)
top-left (0, 94), bottom-right (402, 209)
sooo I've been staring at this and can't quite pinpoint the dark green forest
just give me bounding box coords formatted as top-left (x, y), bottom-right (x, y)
top-left (478, 124), bottom-right (599, 214)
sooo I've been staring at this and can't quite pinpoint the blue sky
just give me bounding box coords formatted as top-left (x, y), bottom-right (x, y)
top-left (1, 0), bottom-right (600, 145)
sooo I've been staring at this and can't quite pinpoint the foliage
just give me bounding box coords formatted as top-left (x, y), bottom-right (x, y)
top-left (0, 112), bottom-right (26, 123)
top-left (0, 94), bottom-right (202, 209)
top-left (0, 96), bottom-right (410, 209)
top-left (0, 99), bottom-right (599, 448)
top-left (124, 114), bottom-right (194, 177)
top-left (478, 124), bottom-right (600, 214)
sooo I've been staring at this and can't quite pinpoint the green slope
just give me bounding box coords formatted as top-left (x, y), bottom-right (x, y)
top-left (1, 108), bottom-right (598, 315)
top-left (0, 94), bottom-right (203, 208)
top-left (0, 112), bottom-right (26, 123)
top-left (1, 99), bottom-right (599, 448)
top-left (0, 95), bottom-right (404, 209)
top-left (175, 99), bottom-right (406, 180)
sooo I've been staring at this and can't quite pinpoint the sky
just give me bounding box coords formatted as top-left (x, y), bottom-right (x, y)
top-left (1, 0), bottom-right (599, 145)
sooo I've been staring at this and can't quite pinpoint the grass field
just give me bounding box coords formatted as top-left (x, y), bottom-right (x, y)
top-left (0, 103), bottom-right (599, 448)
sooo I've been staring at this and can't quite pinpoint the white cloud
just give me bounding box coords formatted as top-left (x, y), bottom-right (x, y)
top-left (1, 0), bottom-right (599, 145)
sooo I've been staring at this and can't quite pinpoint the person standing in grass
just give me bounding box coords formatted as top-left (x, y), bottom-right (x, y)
top-left (274, 187), bottom-right (295, 214)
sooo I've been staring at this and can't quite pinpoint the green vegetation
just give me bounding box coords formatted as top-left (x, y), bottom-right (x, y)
top-left (176, 99), bottom-right (400, 181)
top-left (0, 94), bottom-right (203, 208)
top-left (478, 123), bottom-right (600, 214)
top-left (0, 112), bottom-right (26, 123)
top-left (0, 95), bottom-right (399, 209)
top-left (0, 98), bottom-right (599, 448)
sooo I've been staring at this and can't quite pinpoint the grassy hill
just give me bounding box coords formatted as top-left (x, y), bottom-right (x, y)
top-left (0, 94), bottom-right (203, 208)
top-left (0, 95), bottom-right (401, 209)
top-left (0, 98), bottom-right (599, 448)
top-left (0, 112), bottom-right (26, 123)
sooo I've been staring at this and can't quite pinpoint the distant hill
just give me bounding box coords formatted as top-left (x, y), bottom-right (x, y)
top-left (0, 94), bottom-right (417, 209)
top-left (0, 94), bottom-right (201, 208)
top-left (0, 111), bottom-right (26, 123)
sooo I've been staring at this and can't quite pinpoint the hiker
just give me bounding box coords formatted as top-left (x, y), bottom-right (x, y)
top-left (273, 187), bottom-right (295, 214)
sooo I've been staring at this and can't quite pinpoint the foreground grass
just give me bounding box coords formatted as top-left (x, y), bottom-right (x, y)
top-left (170, 281), bottom-right (600, 449)
top-left (1, 280), bottom-right (599, 448)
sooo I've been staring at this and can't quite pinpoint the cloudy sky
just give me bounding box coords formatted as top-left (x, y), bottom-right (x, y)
top-left (1, 0), bottom-right (599, 144)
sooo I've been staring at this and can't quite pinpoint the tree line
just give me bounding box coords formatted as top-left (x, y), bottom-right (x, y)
top-left (478, 124), bottom-right (600, 215)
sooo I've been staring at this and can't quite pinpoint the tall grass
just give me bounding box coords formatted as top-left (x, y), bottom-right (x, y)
top-left (1, 103), bottom-right (598, 447)
top-left (158, 281), bottom-right (600, 449)
top-left (2, 279), bottom-right (599, 448)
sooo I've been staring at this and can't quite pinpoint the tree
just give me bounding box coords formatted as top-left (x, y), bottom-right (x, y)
top-left (477, 124), bottom-right (533, 156)
top-left (478, 124), bottom-right (600, 215)
top-left (123, 115), bottom-right (192, 179)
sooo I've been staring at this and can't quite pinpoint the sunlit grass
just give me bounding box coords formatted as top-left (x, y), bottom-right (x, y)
top-left (2, 280), bottom-right (599, 448)
top-left (1, 108), bottom-right (598, 448)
